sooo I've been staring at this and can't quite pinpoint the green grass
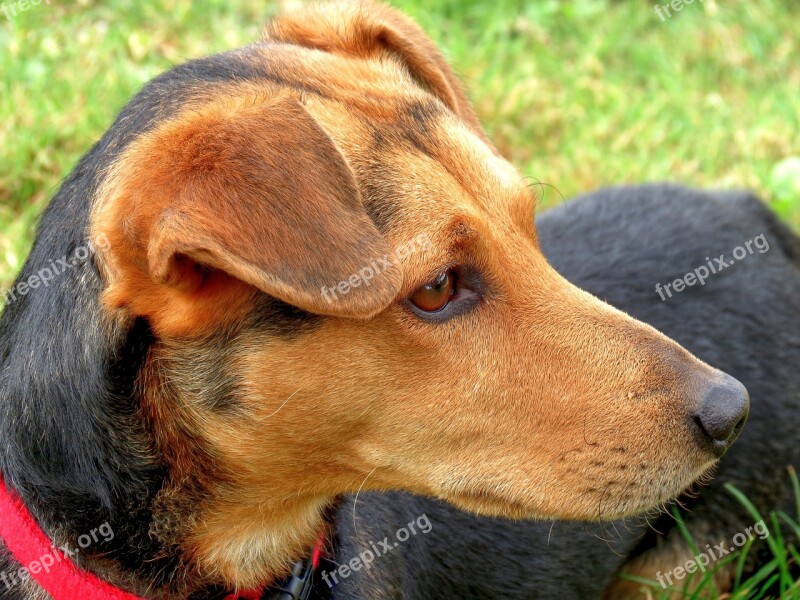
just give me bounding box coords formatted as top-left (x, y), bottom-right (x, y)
top-left (1, 0), bottom-right (799, 291)
top-left (622, 468), bottom-right (800, 599)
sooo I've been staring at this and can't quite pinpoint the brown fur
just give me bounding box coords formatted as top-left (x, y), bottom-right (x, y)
top-left (603, 534), bottom-right (735, 599)
top-left (85, 0), bottom-right (736, 593)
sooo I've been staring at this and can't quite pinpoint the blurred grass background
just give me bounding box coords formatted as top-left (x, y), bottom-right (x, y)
top-left (0, 0), bottom-right (799, 293)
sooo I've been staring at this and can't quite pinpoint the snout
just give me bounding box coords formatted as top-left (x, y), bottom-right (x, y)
top-left (692, 373), bottom-right (749, 455)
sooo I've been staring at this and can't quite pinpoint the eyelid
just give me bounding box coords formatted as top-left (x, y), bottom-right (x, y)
top-left (410, 262), bottom-right (459, 293)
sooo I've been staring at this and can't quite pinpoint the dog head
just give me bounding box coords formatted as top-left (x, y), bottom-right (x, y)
top-left (89, 0), bottom-right (748, 588)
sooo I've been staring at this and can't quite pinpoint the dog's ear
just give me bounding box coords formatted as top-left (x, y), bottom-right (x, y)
top-left (265, 0), bottom-right (488, 143)
top-left (93, 92), bottom-right (401, 335)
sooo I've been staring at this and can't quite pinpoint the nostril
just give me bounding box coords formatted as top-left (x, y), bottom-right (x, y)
top-left (693, 374), bottom-right (750, 454)
top-left (732, 412), bottom-right (747, 438)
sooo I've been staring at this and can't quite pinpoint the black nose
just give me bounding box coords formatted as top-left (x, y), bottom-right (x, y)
top-left (693, 374), bottom-right (749, 455)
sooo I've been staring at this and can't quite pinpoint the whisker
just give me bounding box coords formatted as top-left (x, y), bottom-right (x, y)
top-left (352, 467), bottom-right (378, 539)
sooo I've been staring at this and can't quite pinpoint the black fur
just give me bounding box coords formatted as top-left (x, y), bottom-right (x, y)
top-left (328, 184), bottom-right (800, 599)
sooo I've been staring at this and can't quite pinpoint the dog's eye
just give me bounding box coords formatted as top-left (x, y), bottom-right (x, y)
top-left (409, 269), bottom-right (456, 313)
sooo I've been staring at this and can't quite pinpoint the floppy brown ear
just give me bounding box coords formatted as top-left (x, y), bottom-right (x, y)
top-left (93, 91), bottom-right (401, 336)
top-left (265, 0), bottom-right (489, 144)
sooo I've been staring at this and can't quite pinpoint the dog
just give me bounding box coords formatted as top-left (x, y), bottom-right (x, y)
top-left (0, 2), bottom-right (751, 599)
top-left (329, 184), bottom-right (800, 599)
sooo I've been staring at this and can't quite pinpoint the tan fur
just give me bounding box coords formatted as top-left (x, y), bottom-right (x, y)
top-left (603, 534), bottom-right (735, 599)
top-left (90, 0), bottom-right (732, 592)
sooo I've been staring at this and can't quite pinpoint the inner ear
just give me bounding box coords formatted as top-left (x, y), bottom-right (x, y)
top-left (92, 91), bottom-right (402, 336)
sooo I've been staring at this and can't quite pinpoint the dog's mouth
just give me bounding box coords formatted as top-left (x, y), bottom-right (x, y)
top-left (440, 457), bottom-right (720, 522)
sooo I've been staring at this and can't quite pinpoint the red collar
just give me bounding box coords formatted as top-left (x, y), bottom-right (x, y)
top-left (0, 476), bottom-right (324, 600)
top-left (0, 475), bottom-right (142, 600)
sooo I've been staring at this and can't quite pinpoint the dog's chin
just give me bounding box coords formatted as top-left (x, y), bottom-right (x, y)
top-left (441, 460), bottom-right (720, 522)
top-left (444, 491), bottom-right (647, 522)
top-left (596, 458), bottom-right (721, 520)
top-left (443, 491), bottom-right (542, 521)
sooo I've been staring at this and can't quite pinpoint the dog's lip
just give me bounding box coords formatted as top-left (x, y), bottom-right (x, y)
top-left (443, 456), bottom-right (720, 521)
top-left (635, 458), bottom-right (720, 516)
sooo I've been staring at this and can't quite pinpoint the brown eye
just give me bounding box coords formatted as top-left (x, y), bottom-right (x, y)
top-left (409, 269), bottom-right (456, 313)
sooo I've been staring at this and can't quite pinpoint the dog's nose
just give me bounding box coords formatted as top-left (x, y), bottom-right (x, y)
top-left (693, 373), bottom-right (749, 455)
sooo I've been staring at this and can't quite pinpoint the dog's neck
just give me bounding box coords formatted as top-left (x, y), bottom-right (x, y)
top-left (0, 477), bottom-right (142, 600)
top-left (134, 333), bottom-right (334, 591)
top-left (0, 315), bottom-right (326, 598)
top-left (149, 476), bottom-right (333, 590)
top-left (0, 474), bottom-right (330, 599)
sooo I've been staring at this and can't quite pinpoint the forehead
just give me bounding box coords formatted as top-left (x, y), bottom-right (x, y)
top-left (307, 98), bottom-right (530, 230)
